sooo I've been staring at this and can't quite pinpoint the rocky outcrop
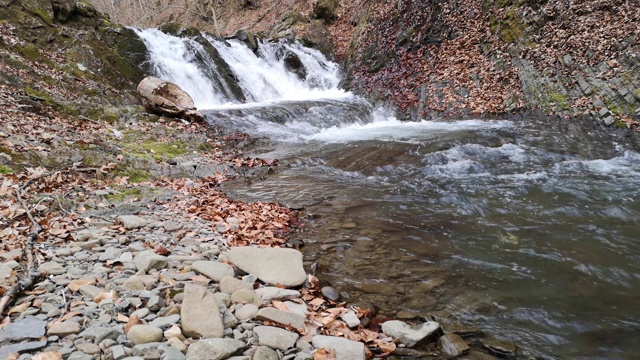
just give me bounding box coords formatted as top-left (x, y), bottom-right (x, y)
top-left (137, 76), bottom-right (204, 122)
top-left (341, 0), bottom-right (640, 128)
top-left (269, 12), bottom-right (336, 60)
top-left (313, 0), bottom-right (339, 24)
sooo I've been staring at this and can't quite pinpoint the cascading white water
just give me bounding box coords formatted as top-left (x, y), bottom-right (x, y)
top-left (133, 28), bottom-right (231, 108)
top-left (208, 36), bottom-right (349, 104)
top-left (134, 28), bottom-right (350, 109)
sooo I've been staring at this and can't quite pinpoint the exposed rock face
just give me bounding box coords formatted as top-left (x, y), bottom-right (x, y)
top-left (137, 76), bottom-right (204, 122)
top-left (313, 0), bottom-right (339, 24)
top-left (282, 51), bottom-right (307, 80)
top-left (269, 12), bottom-right (335, 60)
top-left (51, 0), bottom-right (76, 22)
top-left (234, 29), bottom-right (258, 52)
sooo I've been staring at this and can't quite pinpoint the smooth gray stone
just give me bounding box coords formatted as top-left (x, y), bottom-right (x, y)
top-left (311, 335), bottom-right (365, 360)
top-left (149, 314), bottom-right (181, 329)
top-left (117, 215), bottom-right (148, 230)
top-left (438, 333), bottom-right (470, 357)
top-left (256, 307), bottom-right (305, 329)
top-left (134, 251), bottom-right (168, 272)
top-left (381, 320), bottom-right (441, 348)
top-left (191, 261), bottom-right (235, 281)
top-left (181, 284), bottom-right (224, 339)
top-left (252, 346), bottom-right (278, 360)
top-left (186, 339), bottom-right (246, 360)
top-left (127, 325), bottom-right (163, 345)
top-left (254, 326), bottom-right (298, 351)
top-left (79, 325), bottom-right (122, 343)
top-left (0, 341), bottom-right (46, 358)
top-left (255, 287), bottom-right (300, 304)
top-left (0, 317), bottom-right (46, 342)
top-left (226, 247), bottom-right (306, 287)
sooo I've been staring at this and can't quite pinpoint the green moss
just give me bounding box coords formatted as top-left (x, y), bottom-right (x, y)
top-left (105, 188), bottom-right (142, 201)
top-left (122, 140), bottom-right (188, 160)
top-left (115, 168), bottom-right (151, 183)
top-left (490, 8), bottom-right (526, 43)
top-left (0, 165), bottom-right (13, 174)
top-left (197, 143), bottom-right (214, 152)
top-left (14, 44), bottom-right (53, 66)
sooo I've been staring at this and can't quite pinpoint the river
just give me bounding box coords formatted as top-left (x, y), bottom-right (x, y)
top-left (136, 27), bottom-right (640, 358)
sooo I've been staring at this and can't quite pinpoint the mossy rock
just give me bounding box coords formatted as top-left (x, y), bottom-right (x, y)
top-left (313, 0), bottom-right (339, 24)
top-left (159, 22), bottom-right (201, 38)
top-left (191, 36), bottom-right (246, 102)
top-left (19, 0), bottom-right (53, 25)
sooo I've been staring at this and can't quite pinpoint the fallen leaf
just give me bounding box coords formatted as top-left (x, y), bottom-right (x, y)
top-left (313, 348), bottom-right (336, 360)
top-left (7, 302), bottom-right (29, 315)
top-left (379, 342), bottom-right (396, 353)
top-left (67, 278), bottom-right (95, 292)
top-left (31, 351), bottom-right (63, 360)
top-left (117, 313), bottom-right (129, 322)
top-left (124, 315), bottom-right (142, 334)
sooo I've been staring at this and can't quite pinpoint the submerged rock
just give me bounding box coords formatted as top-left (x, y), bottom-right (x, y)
top-left (381, 320), bottom-right (442, 348)
top-left (437, 333), bottom-right (470, 357)
top-left (137, 76), bottom-right (204, 122)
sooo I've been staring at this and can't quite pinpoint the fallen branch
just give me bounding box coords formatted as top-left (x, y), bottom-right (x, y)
top-left (0, 176), bottom-right (48, 320)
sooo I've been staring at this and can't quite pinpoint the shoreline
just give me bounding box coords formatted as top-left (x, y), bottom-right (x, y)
top-left (0, 85), bottom-right (520, 358)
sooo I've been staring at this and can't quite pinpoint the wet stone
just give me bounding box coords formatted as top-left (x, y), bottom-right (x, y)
top-left (381, 320), bottom-right (441, 348)
top-left (438, 333), bottom-right (470, 357)
top-left (480, 338), bottom-right (517, 357)
top-left (320, 286), bottom-right (340, 301)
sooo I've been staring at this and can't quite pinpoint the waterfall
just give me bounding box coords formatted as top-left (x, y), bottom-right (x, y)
top-left (134, 28), bottom-right (351, 109)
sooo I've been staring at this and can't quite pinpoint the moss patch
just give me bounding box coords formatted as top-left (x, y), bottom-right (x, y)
top-left (0, 165), bottom-right (13, 174)
top-left (115, 168), bottom-right (151, 183)
top-left (122, 140), bottom-right (188, 160)
top-left (105, 188), bottom-right (142, 201)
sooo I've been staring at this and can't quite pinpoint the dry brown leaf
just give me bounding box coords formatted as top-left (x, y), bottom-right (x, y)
top-left (271, 301), bottom-right (289, 311)
top-left (124, 315), bottom-right (142, 334)
top-left (116, 313), bottom-right (129, 322)
top-left (379, 342), bottom-right (396, 353)
top-left (67, 278), bottom-right (95, 292)
top-left (31, 351), bottom-right (63, 360)
top-left (7, 302), bottom-right (29, 315)
top-left (93, 290), bottom-right (115, 303)
top-left (313, 348), bottom-right (336, 360)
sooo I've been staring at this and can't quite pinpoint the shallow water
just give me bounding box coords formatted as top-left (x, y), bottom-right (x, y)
top-left (135, 28), bottom-right (640, 358)
top-left (211, 104), bottom-right (640, 359)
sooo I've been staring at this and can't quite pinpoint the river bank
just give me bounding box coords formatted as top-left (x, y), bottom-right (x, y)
top-left (0, 77), bottom-right (520, 359)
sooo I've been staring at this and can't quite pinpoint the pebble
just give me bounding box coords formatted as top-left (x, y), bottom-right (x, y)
top-left (191, 261), bottom-right (235, 281)
top-left (234, 304), bottom-right (259, 321)
top-left (117, 215), bottom-right (149, 230)
top-left (311, 335), bottom-right (365, 360)
top-left (38, 261), bottom-right (66, 275)
top-left (134, 251), bottom-right (168, 272)
top-left (0, 317), bottom-right (47, 342)
top-left (256, 307), bottom-right (306, 329)
top-left (253, 326), bottom-right (299, 351)
top-left (47, 321), bottom-right (81, 337)
top-left (127, 325), bottom-right (163, 345)
top-left (320, 286), bottom-right (340, 301)
top-left (438, 333), bottom-right (470, 357)
top-left (381, 320), bottom-right (441, 348)
top-left (181, 284), bottom-right (224, 338)
top-left (185, 338), bottom-right (246, 360)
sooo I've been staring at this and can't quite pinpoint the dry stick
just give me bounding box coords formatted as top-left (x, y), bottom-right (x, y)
top-left (0, 186), bottom-right (45, 320)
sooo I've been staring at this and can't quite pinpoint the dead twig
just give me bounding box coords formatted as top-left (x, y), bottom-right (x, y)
top-left (0, 184), bottom-right (45, 320)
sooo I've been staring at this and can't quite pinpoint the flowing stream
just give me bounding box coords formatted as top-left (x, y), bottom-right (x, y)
top-left (136, 28), bottom-right (640, 358)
